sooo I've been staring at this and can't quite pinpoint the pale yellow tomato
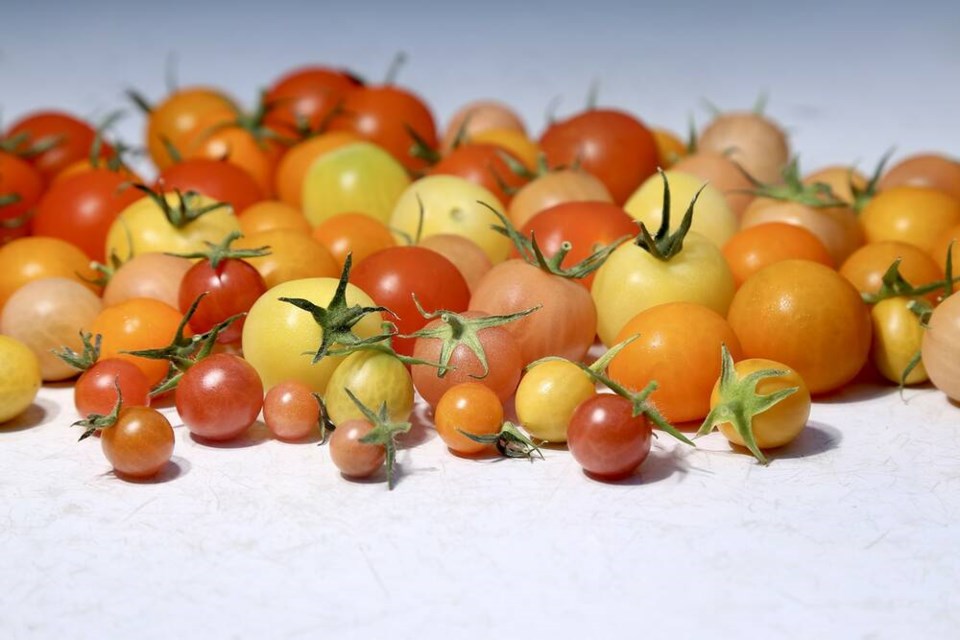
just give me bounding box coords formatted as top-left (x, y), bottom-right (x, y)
top-left (0, 335), bottom-right (41, 423)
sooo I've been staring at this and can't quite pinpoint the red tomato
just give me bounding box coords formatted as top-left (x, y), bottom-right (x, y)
top-left (5, 111), bottom-right (105, 185)
top-left (429, 144), bottom-right (528, 206)
top-left (156, 158), bottom-right (265, 215)
top-left (350, 246), bottom-right (470, 357)
top-left (99, 406), bottom-right (175, 479)
top-left (263, 380), bottom-right (320, 441)
top-left (176, 353), bottom-right (264, 441)
top-left (264, 65), bottom-right (361, 134)
top-left (539, 109), bottom-right (658, 205)
top-left (178, 257), bottom-right (267, 344)
top-left (74, 358), bottom-right (151, 419)
top-left (567, 394), bottom-right (652, 481)
top-left (0, 151), bottom-right (43, 224)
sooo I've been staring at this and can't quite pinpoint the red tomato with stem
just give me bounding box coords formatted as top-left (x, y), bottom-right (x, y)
top-left (567, 394), bottom-right (652, 481)
top-left (430, 144), bottom-right (528, 206)
top-left (156, 158), bottom-right (265, 215)
top-left (178, 256), bottom-right (267, 344)
top-left (74, 358), bottom-right (151, 419)
top-left (264, 65), bottom-right (361, 134)
top-left (175, 353), bottom-right (264, 441)
top-left (5, 111), bottom-right (105, 184)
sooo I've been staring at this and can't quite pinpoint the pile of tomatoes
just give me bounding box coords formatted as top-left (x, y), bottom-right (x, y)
top-left (2, 60), bottom-right (960, 487)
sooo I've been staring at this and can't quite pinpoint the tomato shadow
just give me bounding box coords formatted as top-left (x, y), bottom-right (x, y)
top-left (723, 420), bottom-right (842, 462)
top-left (0, 398), bottom-right (60, 432)
top-left (814, 366), bottom-right (898, 404)
top-left (111, 456), bottom-right (190, 484)
top-left (581, 445), bottom-right (690, 486)
top-left (187, 420), bottom-right (271, 449)
top-left (399, 401), bottom-right (438, 449)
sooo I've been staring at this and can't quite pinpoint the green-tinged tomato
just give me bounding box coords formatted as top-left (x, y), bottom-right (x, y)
top-left (301, 142), bottom-right (410, 227)
top-left (871, 297), bottom-right (928, 385)
top-left (323, 350), bottom-right (414, 426)
top-left (390, 175), bottom-right (512, 263)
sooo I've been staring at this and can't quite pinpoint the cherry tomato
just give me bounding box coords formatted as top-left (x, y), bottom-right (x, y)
top-left (860, 186), bottom-right (960, 253)
top-left (74, 358), bottom-right (151, 419)
top-left (323, 350), bottom-right (414, 425)
top-left (514, 359), bottom-right (596, 443)
top-left (312, 212), bottom-right (397, 269)
top-left (740, 198), bottom-right (863, 265)
top-left (723, 222), bottom-right (834, 288)
top-left (156, 158), bottom-right (264, 216)
top-left (0, 151), bottom-right (43, 224)
top-left (264, 65), bottom-right (360, 134)
top-left (441, 100), bottom-right (525, 151)
top-left (102, 253), bottom-right (192, 309)
top-left (430, 143), bottom-right (528, 206)
top-left (263, 381), bottom-right (320, 441)
top-left (5, 111), bottom-right (102, 185)
top-left (99, 406), bottom-right (175, 478)
top-left (0, 335), bottom-right (41, 423)
top-left (234, 229), bottom-right (339, 289)
top-left (239, 201), bottom-right (312, 236)
top-left (508, 169), bottom-right (613, 229)
top-left (540, 109), bottom-right (658, 205)
top-left (870, 297), bottom-right (928, 385)
top-left (178, 254), bottom-right (267, 344)
top-left (697, 111), bottom-right (789, 185)
top-left (840, 241), bottom-right (944, 304)
top-left (274, 131), bottom-right (360, 209)
top-left (434, 382), bottom-right (504, 456)
top-left (469, 128), bottom-right (540, 171)
top-left (417, 234), bottom-right (492, 294)
top-left (176, 353), bottom-right (264, 441)
top-left (672, 152), bottom-right (755, 218)
top-left (921, 292), bottom-right (960, 401)
top-left (803, 165), bottom-right (868, 206)
top-left (878, 153), bottom-right (960, 201)
top-left (0, 236), bottom-right (99, 309)
top-left (329, 420), bottom-right (384, 478)
top-left (143, 86), bottom-right (236, 170)
top-left (567, 394), bottom-right (652, 481)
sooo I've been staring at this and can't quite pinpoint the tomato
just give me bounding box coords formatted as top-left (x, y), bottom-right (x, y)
top-left (234, 229), bottom-right (339, 289)
top-left (241, 276), bottom-right (385, 393)
top-left (508, 169), bottom-right (613, 229)
top-left (5, 111), bottom-right (101, 184)
top-left (441, 100), bottom-right (525, 151)
top-left (74, 358), bottom-right (151, 419)
top-left (411, 311), bottom-right (524, 408)
top-left (328, 420), bottom-right (384, 478)
top-left (312, 212), bottom-right (397, 269)
top-left (840, 241), bottom-right (944, 304)
top-left (0, 236), bottom-right (99, 309)
top-left (469, 128), bottom-right (540, 171)
top-left (870, 297), bottom-right (928, 385)
top-left (651, 127), bottom-right (686, 168)
top-left (727, 259), bottom-right (872, 395)
top-left (156, 158), bottom-right (265, 215)
top-left (624, 170), bottom-right (738, 247)
top-left (1, 278), bottom-right (102, 381)
top-left (263, 381), bottom-right (320, 441)
top-left (264, 65), bottom-right (360, 134)
top-left (102, 253), bottom-right (192, 309)
top-left (0, 335), bottom-right (41, 423)
top-left (592, 232), bottom-right (735, 346)
top-left (697, 111), bottom-right (789, 184)
top-left (33, 169), bottom-right (144, 262)
top-left (608, 302), bottom-right (743, 424)
top-left (390, 175), bottom-right (512, 263)
top-left (274, 132), bottom-right (360, 209)
top-left (239, 200), bottom-right (312, 236)
top-left (723, 222), bottom-right (834, 288)
top-left (143, 86), bottom-right (236, 170)
top-left (567, 394), bottom-right (652, 481)
top-left (301, 142), bottom-right (411, 226)
top-left (878, 153), bottom-right (960, 201)
top-left (98, 406), bottom-right (175, 478)
top-left (323, 350), bottom-right (414, 425)
top-left (514, 359), bottom-right (595, 443)
top-left (429, 143), bottom-right (528, 206)
top-left (672, 152), bottom-right (756, 218)
top-left (328, 85), bottom-right (437, 173)
top-left (921, 292), bottom-right (960, 401)
top-left (470, 259), bottom-right (597, 364)
top-left (518, 201), bottom-right (637, 289)
top-left (178, 253), bottom-right (267, 344)
top-left (417, 234), bottom-right (492, 294)
top-left (104, 189), bottom-right (241, 261)
top-left (931, 223), bottom-right (960, 275)
top-left (860, 186), bottom-right (960, 253)
top-left (351, 246), bottom-right (470, 357)
top-left (540, 108), bottom-right (658, 205)
top-left (90, 298), bottom-right (185, 388)
top-left (434, 382), bottom-right (504, 456)
top-left (0, 151), bottom-right (43, 224)
top-left (176, 353), bottom-right (263, 441)
top-left (740, 198), bottom-right (864, 265)
top-left (804, 165), bottom-right (868, 206)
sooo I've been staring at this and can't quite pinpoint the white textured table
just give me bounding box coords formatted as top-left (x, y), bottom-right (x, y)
top-left (2, 2), bottom-right (959, 638)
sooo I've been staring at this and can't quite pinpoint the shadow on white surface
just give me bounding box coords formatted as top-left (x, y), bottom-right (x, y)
top-left (581, 446), bottom-right (690, 486)
top-left (721, 420), bottom-right (842, 463)
top-left (0, 398), bottom-right (60, 432)
top-left (400, 401), bottom-right (438, 449)
top-left (111, 456), bottom-right (191, 484)
top-left (187, 420), bottom-right (271, 449)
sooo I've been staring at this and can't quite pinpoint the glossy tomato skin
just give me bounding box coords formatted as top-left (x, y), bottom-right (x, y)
top-left (176, 353), bottom-right (264, 441)
top-left (6, 111), bottom-right (102, 184)
top-left (351, 246), bottom-right (470, 357)
top-left (329, 419), bottom-right (384, 479)
top-left (430, 143), bottom-right (528, 206)
top-left (145, 87), bottom-right (236, 171)
top-left (839, 241), bottom-right (944, 305)
top-left (264, 65), bottom-right (361, 134)
top-left (434, 382), bottom-right (504, 456)
top-left (100, 407), bottom-right (175, 479)
top-left (722, 222), bottom-right (834, 288)
top-left (156, 158), bottom-right (265, 215)
top-left (263, 380), bottom-right (320, 441)
top-left (33, 169), bottom-right (144, 262)
top-left (540, 109), bottom-right (658, 205)
top-left (0, 236), bottom-right (99, 309)
top-left (75, 358), bottom-right (151, 419)
top-left (508, 169), bottom-right (613, 229)
top-left (0, 151), bottom-right (43, 224)
top-left (323, 350), bottom-right (414, 425)
top-left (328, 85), bottom-right (437, 173)
top-left (514, 359), bottom-right (595, 443)
top-left (859, 186), bottom-right (960, 253)
top-left (102, 253), bottom-right (192, 309)
top-left (178, 258), bottom-right (267, 343)
top-left (567, 394), bottom-right (652, 481)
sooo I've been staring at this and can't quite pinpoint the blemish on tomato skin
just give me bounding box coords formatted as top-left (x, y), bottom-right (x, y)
top-left (449, 208), bottom-right (465, 222)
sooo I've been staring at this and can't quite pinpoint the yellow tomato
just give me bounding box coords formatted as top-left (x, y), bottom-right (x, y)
top-left (469, 128), bottom-right (540, 170)
top-left (0, 335), bottom-right (42, 423)
top-left (234, 229), bottom-right (339, 289)
top-left (870, 297), bottom-right (928, 385)
top-left (323, 350), bottom-right (414, 425)
top-left (860, 186), bottom-right (960, 253)
top-left (514, 359), bottom-right (595, 443)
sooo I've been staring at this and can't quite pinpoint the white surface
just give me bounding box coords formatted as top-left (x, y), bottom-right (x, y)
top-left (2, 2), bottom-right (960, 639)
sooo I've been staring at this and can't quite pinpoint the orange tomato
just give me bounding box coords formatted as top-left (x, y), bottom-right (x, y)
top-left (312, 212), bottom-right (397, 269)
top-left (469, 128), bottom-right (540, 170)
top-left (878, 153), bottom-right (960, 202)
top-left (239, 201), bottom-right (312, 236)
top-left (144, 87), bottom-right (236, 171)
top-left (840, 241), bottom-right (945, 304)
top-left (723, 222), bottom-right (834, 287)
top-left (803, 165), bottom-right (868, 206)
top-left (235, 229), bottom-right (339, 288)
top-left (931, 223), bottom-right (960, 275)
top-left (651, 127), bottom-right (686, 168)
top-left (0, 236), bottom-right (99, 309)
top-left (859, 186), bottom-right (960, 253)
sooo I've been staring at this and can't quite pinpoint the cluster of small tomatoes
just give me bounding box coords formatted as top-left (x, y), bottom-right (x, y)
top-left (2, 60), bottom-right (960, 487)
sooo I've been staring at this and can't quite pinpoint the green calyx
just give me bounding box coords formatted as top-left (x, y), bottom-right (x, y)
top-left (0, 193), bottom-right (22, 208)
top-left (531, 334), bottom-right (694, 446)
top-left (278, 253), bottom-right (397, 364)
top-left (861, 250), bottom-right (959, 305)
top-left (54, 331), bottom-right (102, 372)
top-left (741, 157), bottom-right (847, 208)
top-left (481, 200), bottom-right (629, 278)
top-left (133, 183), bottom-right (232, 229)
top-left (633, 168), bottom-right (707, 261)
top-left (344, 387), bottom-right (411, 490)
top-left (457, 421), bottom-right (544, 460)
top-left (849, 149), bottom-right (893, 213)
top-left (169, 230), bottom-right (270, 268)
top-left (0, 130), bottom-right (63, 158)
top-left (84, 249), bottom-right (125, 288)
top-left (404, 297), bottom-right (540, 378)
top-left (696, 344), bottom-right (798, 465)
top-left (123, 293), bottom-right (244, 396)
top-left (407, 124), bottom-right (441, 166)
top-left (72, 383), bottom-right (123, 441)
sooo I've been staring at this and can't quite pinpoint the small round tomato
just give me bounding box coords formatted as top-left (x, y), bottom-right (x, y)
top-left (514, 359), bottom-right (595, 443)
top-left (178, 254), bottom-right (267, 344)
top-left (540, 108), bottom-right (658, 205)
top-left (672, 152), bottom-right (755, 217)
top-left (870, 297), bottom-right (928, 385)
top-left (0, 151), bottom-right (43, 224)
top-left (264, 65), bottom-right (360, 134)
top-left (239, 201), bottom-right (311, 236)
top-left (234, 229), bottom-right (339, 289)
top-left (0, 236), bottom-right (99, 309)
top-left (156, 158), bottom-right (264, 216)
top-left (727, 259), bottom-right (872, 395)
top-left (697, 111), bottom-right (789, 185)
top-left (6, 111), bottom-right (101, 184)
top-left (434, 382), bottom-right (504, 456)
top-left (723, 222), bottom-right (834, 287)
top-left (567, 394), bottom-right (652, 481)
top-left (803, 165), bottom-right (868, 206)
top-left (469, 128), bottom-right (540, 171)
top-left (274, 131), bottom-right (360, 209)
top-left (99, 406), bottom-right (175, 478)
top-left (840, 241), bottom-right (944, 304)
top-left (920, 292), bottom-right (960, 401)
top-left (323, 350), bottom-right (414, 426)
top-left (860, 186), bottom-right (960, 253)
top-left (176, 353), bottom-right (264, 441)
top-left (263, 381), bottom-right (320, 441)
top-left (312, 212), bottom-right (397, 269)
top-left (0, 335), bottom-right (42, 423)
top-left (878, 153), bottom-right (960, 201)
top-left (430, 143), bottom-right (528, 206)
top-left (329, 420), bottom-right (384, 478)
top-left (102, 253), bottom-right (193, 309)
top-left (144, 86), bottom-right (236, 170)
top-left (417, 234), bottom-right (492, 294)
top-left (441, 100), bottom-right (526, 151)
top-left (508, 169), bottom-right (613, 229)
top-left (740, 198), bottom-right (863, 266)
top-left (74, 358), bottom-right (151, 419)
